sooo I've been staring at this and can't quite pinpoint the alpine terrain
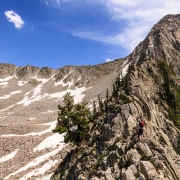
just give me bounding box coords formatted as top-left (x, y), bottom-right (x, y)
top-left (1, 14), bottom-right (180, 180)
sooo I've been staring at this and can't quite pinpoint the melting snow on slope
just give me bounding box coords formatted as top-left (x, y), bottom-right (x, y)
top-left (0, 76), bottom-right (13, 87)
top-left (54, 71), bottom-right (74, 88)
top-left (17, 78), bottom-right (50, 106)
top-left (120, 60), bottom-right (131, 78)
top-left (4, 145), bottom-right (65, 180)
top-left (0, 76), bottom-right (13, 82)
top-left (27, 117), bottom-right (36, 121)
top-left (18, 81), bottom-right (26, 86)
top-left (16, 73), bottom-right (89, 106)
top-left (51, 86), bottom-right (89, 104)
top-left (1, 120), bottom-right (57, 137)
top-left (0, 149), bottom-right (18, 163)
top-left (0, 105), bottom-right (15, 112)
top-left (0, 82), bottom-right (8, 86)
top-left (33, 133), bottom-right (64, 152)
top-left (0, 91), bottom-right (21, 100)
top-left (20, 160), bottom-right (58, 180)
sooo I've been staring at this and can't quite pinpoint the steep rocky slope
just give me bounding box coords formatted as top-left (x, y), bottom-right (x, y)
top-left (0, 57), bottom-right (128, 179)
top-left (51, 14), bottom-right (180, 180)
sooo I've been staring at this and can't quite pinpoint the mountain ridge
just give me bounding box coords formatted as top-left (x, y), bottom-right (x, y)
top-left (50, 14), bottom-right (180, 180)
top-left (1, 14), bottom-right (180, 180)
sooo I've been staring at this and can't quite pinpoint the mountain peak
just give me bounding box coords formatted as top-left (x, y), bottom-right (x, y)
top-left (128, 14), bottom-right (180, 78)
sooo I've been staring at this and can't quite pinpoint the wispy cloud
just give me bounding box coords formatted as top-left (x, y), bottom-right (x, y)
top-left (44, 1), bottom-right (49, 5)
top-left (104, 0), bottom-right (180, 50)
top-left (71, 0), bottom-right (180, 52)
top-left (4, 10), bottom-right (24, 29)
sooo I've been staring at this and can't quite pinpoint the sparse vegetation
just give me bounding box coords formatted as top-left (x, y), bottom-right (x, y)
top-left (141, 152), bottom-right (155, 165)
top-left (119, 155), bottom-right (131, 169)
top-left (28, 78), bottom-right (39, 87)
top-left (134, 171), bottom-right (140, 178)
top-left (157, 60), bottom-right (180, 129)
top-left (120, 94), bottom-right (133, 104)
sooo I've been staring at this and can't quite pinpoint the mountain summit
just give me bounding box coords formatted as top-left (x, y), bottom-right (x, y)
top-left (1, 14), bottom-right (180, 179)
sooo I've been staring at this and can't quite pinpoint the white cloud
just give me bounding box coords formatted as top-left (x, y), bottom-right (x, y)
top-left (71, 0), bottom-right (180, 52)
top-left (4, 10), bottom-right (24, 29)
top-left (104, 0), bottom-right (180, 50)
top-left (106, 58), bottom-right (112, 62)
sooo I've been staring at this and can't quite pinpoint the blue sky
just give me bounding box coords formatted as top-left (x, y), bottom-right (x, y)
top-left (1, 0), bottom-right (180, 69)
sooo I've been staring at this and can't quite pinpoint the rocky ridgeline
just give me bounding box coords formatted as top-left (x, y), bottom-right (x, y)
top-left (130, 14), bottom-right (180, 75)
top-left (50, 14), bottom-right (180, 180)
top-left (0, 59), bottom-right (125, 85)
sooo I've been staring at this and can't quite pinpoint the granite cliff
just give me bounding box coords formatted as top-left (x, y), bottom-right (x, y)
top-left (50, 14), bottom-right (180, 180)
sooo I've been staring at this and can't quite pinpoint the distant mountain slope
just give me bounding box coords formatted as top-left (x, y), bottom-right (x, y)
top-left (0, 58), bottom-right (129, 179)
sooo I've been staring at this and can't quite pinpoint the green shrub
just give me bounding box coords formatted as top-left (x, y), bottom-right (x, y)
top-left (120, 94), bottom-right (133, 104)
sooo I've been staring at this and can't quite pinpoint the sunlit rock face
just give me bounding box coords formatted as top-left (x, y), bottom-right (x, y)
top-left (0, 63), bottom-right (16, 78)
top-left (50, 14), bottom-right (180, 180)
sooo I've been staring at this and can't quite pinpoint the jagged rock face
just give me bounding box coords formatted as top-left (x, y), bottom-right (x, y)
top-left (130, 14), bottom-right (180, 77)
top-left (37, 67), bottom-right (55, 79)
top-left (54, 61), bottom-right (125, 87)
top-left (0, 63), bottom-right (16, 78)
top-left (51, 14), bottom-right (180, 180)
top-left (16, 65), bottom-right (40, 80)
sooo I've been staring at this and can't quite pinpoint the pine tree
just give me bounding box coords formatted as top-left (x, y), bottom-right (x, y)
top-left (98, 94), bottom-right (104, 113)
top-left (106, 88), bottom-right (109, 101)
top-left (93, 100), bottom-right (97, 117)
top-left (112, 83), bottom-right (116, 97)
top-left (105, 89), bottom-right (109, 112)
top-left (53, 92), bottom-right (92, 145)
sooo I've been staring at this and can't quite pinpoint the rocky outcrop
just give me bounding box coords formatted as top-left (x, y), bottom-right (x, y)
top-left (37, 67), bottom-right (55, 79)
top-left (130, 14), bottom-right (180, 77)
top-left (51, 14), bottom-right (180, 180)
top-left (0, 63), bottom-right (16, 78)
top-left (16, 65), bottom-right (40, 80)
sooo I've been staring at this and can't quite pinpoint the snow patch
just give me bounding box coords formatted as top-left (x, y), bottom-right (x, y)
top-left (1, 120), bottom-right (57, 137)
top-left (20, 160), bottom-right (58, 180)
top-left (120, 61), bottom-right (131, 78)
top-left (18, 81), bottom-right (27, 86)
top-left (51, 86), bottom-right (90, 104)
top-left (0, 76), bottom-right (13, 82)
top-left (0, 82), bottom-right (8, 86)
top-left (0, 105), bottom-right (15, 112)
top-left (54, 71), bottom-right (74, 87)
top-left (0, 149), bottom-right (18, 163)
top-left (27, 118), bottom-right (36, 121)
top-left (33, 133), bottom-right (64, 152)
top-left (17, 77), bottom-right (50, 106)
top-left (4, 145), bottom-right (65, 180)
top-left (0, 91), bottom-right (21, 100)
